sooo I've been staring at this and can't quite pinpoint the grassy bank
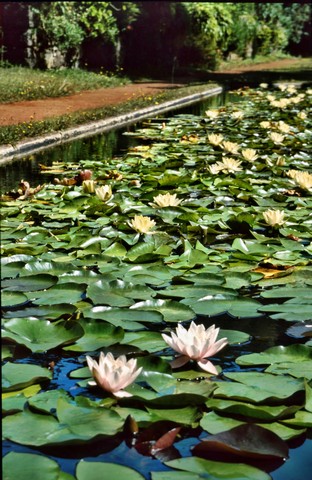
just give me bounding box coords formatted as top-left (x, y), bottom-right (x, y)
top-left (0, 66), bottom-right (130, 103)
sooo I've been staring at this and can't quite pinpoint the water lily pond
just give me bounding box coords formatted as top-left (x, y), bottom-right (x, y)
top-left (2, 83), bottom-right (312, 480)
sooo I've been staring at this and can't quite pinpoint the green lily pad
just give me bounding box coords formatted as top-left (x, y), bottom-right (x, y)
top-left (1, 274), bottom-right (57, 292)
top-left (2, 318), bottom-right (83, 352)
top-left (1, 291), bottom-right (28, 308)
top-left (200, 411), bottom-right (305, 441)
top-left (2, 362), bottom-right (52, 392)
top-left (215, 371), bottom-right (304, 402)
top-left (3, 452), bottom-right (75, 480)
top-left (87, 279), bottom-right (155, 307)
top-left (130, 299), bottom-right (195, 322)
top-left (27, 283), bottom-right (86, 305)
top-left (164, 457), bottom-right (271, 480)
top-left (236, 344), bottom-right (312, 367)
top-left (76, 461), bottom-right (145, 480)
top-left (63, 320), bottom-right (124, 352)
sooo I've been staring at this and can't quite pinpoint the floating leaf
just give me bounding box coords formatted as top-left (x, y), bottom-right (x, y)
top-left (76, 461), bottom-right (145, 480)
top-left (236, 344), bottom-right (312, 367)
top-left (130, 299), bottom-right (195, 323)
top-left (2, 318), bottom-right (83, 352)
top-left (1, 291), bottom-right (28, 308)
top-left (193, 424), bottom-right (289, 460)
top-left (165, 457), bottom-right (271, 480)
top-left (1, 274), bottom-right (57, 292)
top-left (2, 362), bottom-right (52, 392)
top-left (63, 320), bottom-right (124, 352)
top-left (3, 452), bottom-right (75, 480)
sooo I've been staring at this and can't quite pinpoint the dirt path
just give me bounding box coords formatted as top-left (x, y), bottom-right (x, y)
top-left (0, 82), bottom-right (185, 126)
top-left (0, 58), bottom-right (309, 127)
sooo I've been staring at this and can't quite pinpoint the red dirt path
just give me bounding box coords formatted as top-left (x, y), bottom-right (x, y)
top-left (0, 58), bottom-right (308, 127)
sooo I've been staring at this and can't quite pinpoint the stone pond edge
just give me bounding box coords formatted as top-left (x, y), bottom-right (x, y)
top-left (0, 86), bottom-right (223, 164)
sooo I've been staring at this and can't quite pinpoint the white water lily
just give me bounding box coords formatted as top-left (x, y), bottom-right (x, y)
top-left (241, 148), bottom-right (258, 162)
top-left (269, 132), bottom-right (285, 144)
top-left (86, 352), bottom-right (143, 398)
top-left (221, 141), bottom-right (240, 154)
top-left (208, 133), bottom-right (224, 146)
top-left (162, 321), bottom-right (228, 374)
top-left (215, 157), bottom-right (242, 174)
top-left (95, 185), bottom-right (113, 202)
top-left (263, 209), bottom-right (285, 227)
top-left (129, 214), bottom-right (156, 234)
top-left (151, 192), bottom-right (182, 208)
top-left (82, 179), bottom-right (96, 193)
top-left (260, 83), bottom-right (268, 89)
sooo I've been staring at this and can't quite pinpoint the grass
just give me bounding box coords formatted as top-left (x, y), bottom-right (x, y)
top-left (0, 66), bottom-right (130, 103)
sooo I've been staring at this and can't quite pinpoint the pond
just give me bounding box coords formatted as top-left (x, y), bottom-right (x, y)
top-left (2, 83), bottom-right (312, 480)
top-left (0, 89), bottom-right (235, 194)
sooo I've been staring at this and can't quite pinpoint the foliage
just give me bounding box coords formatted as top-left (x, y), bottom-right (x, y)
top-left (1, 84), bottom-right (312, 479)
top-left (178, 2), bottom-right (233, 70)
top-left (10, 2), bottom-right (310, 72)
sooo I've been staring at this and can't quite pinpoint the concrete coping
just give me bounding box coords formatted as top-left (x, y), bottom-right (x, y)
top-left (0, 86), bottom-right (222, 164)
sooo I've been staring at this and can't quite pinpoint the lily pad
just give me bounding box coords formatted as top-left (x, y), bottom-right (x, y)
top-left (193, 424), bottom-right (288, 461)
top-left (2, 317), bottom-right (83, 352)
top-left (2, 362), bottom-right (52, 392)
top-left (76, 461), bottom-right (145, 480)
top-left (3, 452), bottom-right (75, 480)
top-left (164, 457), bottom-right (271, 480)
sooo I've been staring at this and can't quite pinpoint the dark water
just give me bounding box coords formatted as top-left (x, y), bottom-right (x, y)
top-left (0, 90), bottom-right (233, 194)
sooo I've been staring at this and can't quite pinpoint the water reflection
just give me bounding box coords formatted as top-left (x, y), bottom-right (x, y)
top-left (0, 90), bottom-right (236, 193)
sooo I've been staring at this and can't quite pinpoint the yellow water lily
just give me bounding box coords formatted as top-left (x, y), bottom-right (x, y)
top-left (269, 132), bottom-right (285, 144)
top-left (277, 121), bottom-right (291, 133)
top-left (151, 193), bottom-right (182, 208)
top-left (95, 185), bottom-right (113, 202)
top-left (263, 209), bottom-right (285, 227)
top-left (241, 148), bottom-right (258, 162)
top-left (162, 321), bottom-right (228, 374)
top-left (82, 179), bottom-right (96, 193)
top-left (205, 109), bottom-right (219, 119)
top-left (208, 133), bottom-right (224, 146)
top-left (221, 141), bottom-right (240, 154)
top-left (260, 121), bottom-right (271, 129)
top-left (129, 215), bottom-right (156, 234)
top-left (288, 171), bottom-right (312, 192)
top-left (297, 111), bottom-right (307, 120)
top-left (214, 157), bottom-right (242, 174)
top-left (231, 111), bottom-right (244, 120)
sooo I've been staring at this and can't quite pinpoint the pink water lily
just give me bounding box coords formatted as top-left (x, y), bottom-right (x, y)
top-left (162, 322), bottom-right (228, 375)
top-left (86, 352), bottom-right (143, 398)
